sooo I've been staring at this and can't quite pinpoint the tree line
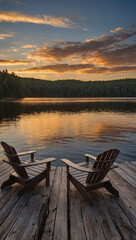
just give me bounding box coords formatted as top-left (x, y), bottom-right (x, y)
top-left (0, 69), bottom-right (136, 98)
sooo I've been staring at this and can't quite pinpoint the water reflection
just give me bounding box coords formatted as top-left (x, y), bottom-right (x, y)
top-left (0, 98), bottom-right (136, 165)
top-left (0, 98), bottom-right (136, 124)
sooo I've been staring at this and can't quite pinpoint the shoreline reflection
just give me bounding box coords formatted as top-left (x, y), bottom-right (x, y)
top-left (0, 98), bottom-right (136, 165)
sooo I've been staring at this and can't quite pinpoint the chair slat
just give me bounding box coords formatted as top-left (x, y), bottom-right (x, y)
top-left (1, 141), bottom-right (56, 195)
top-left (1, 142), bottom-right (29, 178)
top-left (86, 149), bottom-right (119, 183)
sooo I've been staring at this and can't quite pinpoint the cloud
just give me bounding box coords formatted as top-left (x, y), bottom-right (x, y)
top-left (110, 27), bottom-right (124, 33)
top-left (19, 63), bottom-right (136, 74)
top-left (0, 59), bottom-right (31, 65)
top-left (2, 24), bottom-right (135, 77)
top-left (29, 26), bottom-right (136, 66)
top-left (91, 44), bottom-right (136, 66)
top-left (21, 25), bottom-right (136, 76)
top-left (110, 66), bottom-right (136, 72)
top-left (0, 33), bottom-right (14, 40)
top-left (0, 11), bottom-right (81, 29)
top-left (82, 66), bottom-right (136, 74)
top-left (22, 44), bottom-right (37, 48)
top-left (19, 63), bottom-right (96, 73)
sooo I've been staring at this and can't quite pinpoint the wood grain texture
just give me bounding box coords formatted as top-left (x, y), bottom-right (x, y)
top-left (0, 161), bottom-right (136, 240)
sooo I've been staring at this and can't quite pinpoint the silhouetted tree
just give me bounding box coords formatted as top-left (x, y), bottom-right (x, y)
top-left (0, 70), bottom-right (136, 98)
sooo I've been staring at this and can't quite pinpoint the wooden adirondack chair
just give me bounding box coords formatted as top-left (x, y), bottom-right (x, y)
top-left (61, 149), bottom-right (120, 203)
top-left (1, 141), bottom-right (56, 195)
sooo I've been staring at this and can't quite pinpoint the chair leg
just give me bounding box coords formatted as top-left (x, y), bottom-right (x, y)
top-left (69, 175), bottom-right (91, 204)
top-left (46, 162), bottom-right (51, 187)
top-left (18, 170), bottom-right (47, 195)
top-left (81, 191), bottom-right (92, 204)
top-left (67, 177), bottom-right (70, 192)
top-left (1, 175), bottom-right (16, 189)
top-left (66, 166), bottom-right (70, 192)
top-left (104, 181), bottom-right (119, 197)
top-left (18, 185), bottom-right (30, 196)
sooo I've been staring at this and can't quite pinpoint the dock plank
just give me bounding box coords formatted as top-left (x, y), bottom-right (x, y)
top-left (114, 166), bottom-right (136, 188)
top-left (41, 167), bottom-right (63, 240)
top-left (0, 161), bottom-right (136, 240)
top-left (0, 168), bottom-right (56, 240)
top-left (100, 188), bottom-right (136, 240)
top-left (81, 191), bottom-right (121, 240)
top-left (122, 162), bottom-right (136, 173)
top-left (118, 163), bottom-right (136, 181)
top-left (0, 192), bottom-right (32, 240)
top-left (69, 184), bottom-right (87, 240)
top-left (53, 167), bottom-right (68, 240)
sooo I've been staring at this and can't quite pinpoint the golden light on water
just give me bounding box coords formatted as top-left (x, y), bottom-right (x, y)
top-left (17, 111), bottom-right (135, 146)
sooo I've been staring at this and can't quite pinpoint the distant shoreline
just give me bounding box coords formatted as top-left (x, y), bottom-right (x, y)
top-left (0, 70), bottom-right (136, 98)
top-left (1, 97), bottom-right (136, 102)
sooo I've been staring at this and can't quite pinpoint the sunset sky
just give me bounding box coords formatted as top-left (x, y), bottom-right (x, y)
top-left (0, 0), bottom-right (136, 81)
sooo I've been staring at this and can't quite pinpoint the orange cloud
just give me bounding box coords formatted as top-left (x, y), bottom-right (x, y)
top-left (110, 27), bottom-right (124, 33)
top-left (19, 63), bottom-right (136, 74)
top-left (19, 63), bottom-right (96, 73)
top-left (28, 26), bottom-right (136, 67)
top-left (22, 44), bottom-right (37, 48)
top-left (91, 44), bottom-right (136, 66)
top-left (0, 59), bottom-right (32, 65)
top-left (0, 11), bottom-right (80, 28)
top-left (0, 32), bottom-right (14, 40)
top-left (110, 66), bottom-right (136, 72)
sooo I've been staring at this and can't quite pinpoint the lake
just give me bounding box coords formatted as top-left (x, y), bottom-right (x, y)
top-left (0, 98), bottom-right (136, 166)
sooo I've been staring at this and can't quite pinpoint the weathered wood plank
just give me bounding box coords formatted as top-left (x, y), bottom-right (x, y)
top-left (0, 168), bottom-right (15, 201)
top-left (0, 163), bottom-right (11, 172)
top-left (0, 162), bottom-right (13, 176)
top-left (100, 188), bottom-right (136, 240)
top-left (114, 166), bottom-right (136, 188)
top-left (107, 170), bottom-right (136, 227)
top-left (122, 161), bottom-right (136, 173)
top-left (3, 168), bottom-right (56, 240)
top-left (0, 164), bottom-right (13, 180)
top-left (69, 183), bottom-right (87, 240)
top-left (108, 170), bottom-right (136, 207)
top-left (118, 163), bottom-right (136, 181)
top-left (131, 161), bottom-right (136, 166)
top-left (0, 170), bottom-right (14, 185)
top-left (0, 184), bottom-right (20, 211)
top-left (53, 167), bottom-right (68, 240)
top-left (0, 162), bottom-right (136, 240)
top-left (0, 191), bottom-right (20, 225)
top-left (0, 192), bottom-right (32, 240)
top-left (81, 191), bottom-right (121, 240)
top-left (41, 167), bottom-right (63, 240)
top-left (33, 167), bottom-right (57, 240)
top-left (70, 171), bottom-right (88, 178)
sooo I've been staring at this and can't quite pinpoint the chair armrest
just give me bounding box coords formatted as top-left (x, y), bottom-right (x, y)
top-left (17, 151), bottom-right (37, 156)
top-left (3, 158), bottom-right (56, 167)
top-left (5, 151), bottom-right (36, 157)
top-left (85, 154), bottom-right (96, 161)
top-left (4, 150), bottom-right (37, 162)
top-left (21, 158), bottom-right (56, 167)
top-left (61, 158), bottom-right (117, 173)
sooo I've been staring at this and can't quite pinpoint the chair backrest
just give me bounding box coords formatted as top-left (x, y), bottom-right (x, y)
top-left (86, 149), bottom-right (120, 183)
top-left (1, 141), bottom-right (29, 178)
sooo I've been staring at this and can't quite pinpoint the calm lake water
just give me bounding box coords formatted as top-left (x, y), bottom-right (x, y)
top-left (0, 98), bottom-right (136, 166)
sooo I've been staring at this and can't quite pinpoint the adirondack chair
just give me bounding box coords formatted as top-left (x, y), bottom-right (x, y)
top-left (61, 149), bottom-right (120, 203)
top-left (1, 141), bottom-right (56, 195)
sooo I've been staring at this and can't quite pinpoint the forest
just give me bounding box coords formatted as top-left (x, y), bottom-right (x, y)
top-left (0, 69), bottom-right (136, 98)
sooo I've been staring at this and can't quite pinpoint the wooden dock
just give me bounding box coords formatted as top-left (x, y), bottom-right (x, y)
top-left (0, 161), bottom-right (136, 240)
